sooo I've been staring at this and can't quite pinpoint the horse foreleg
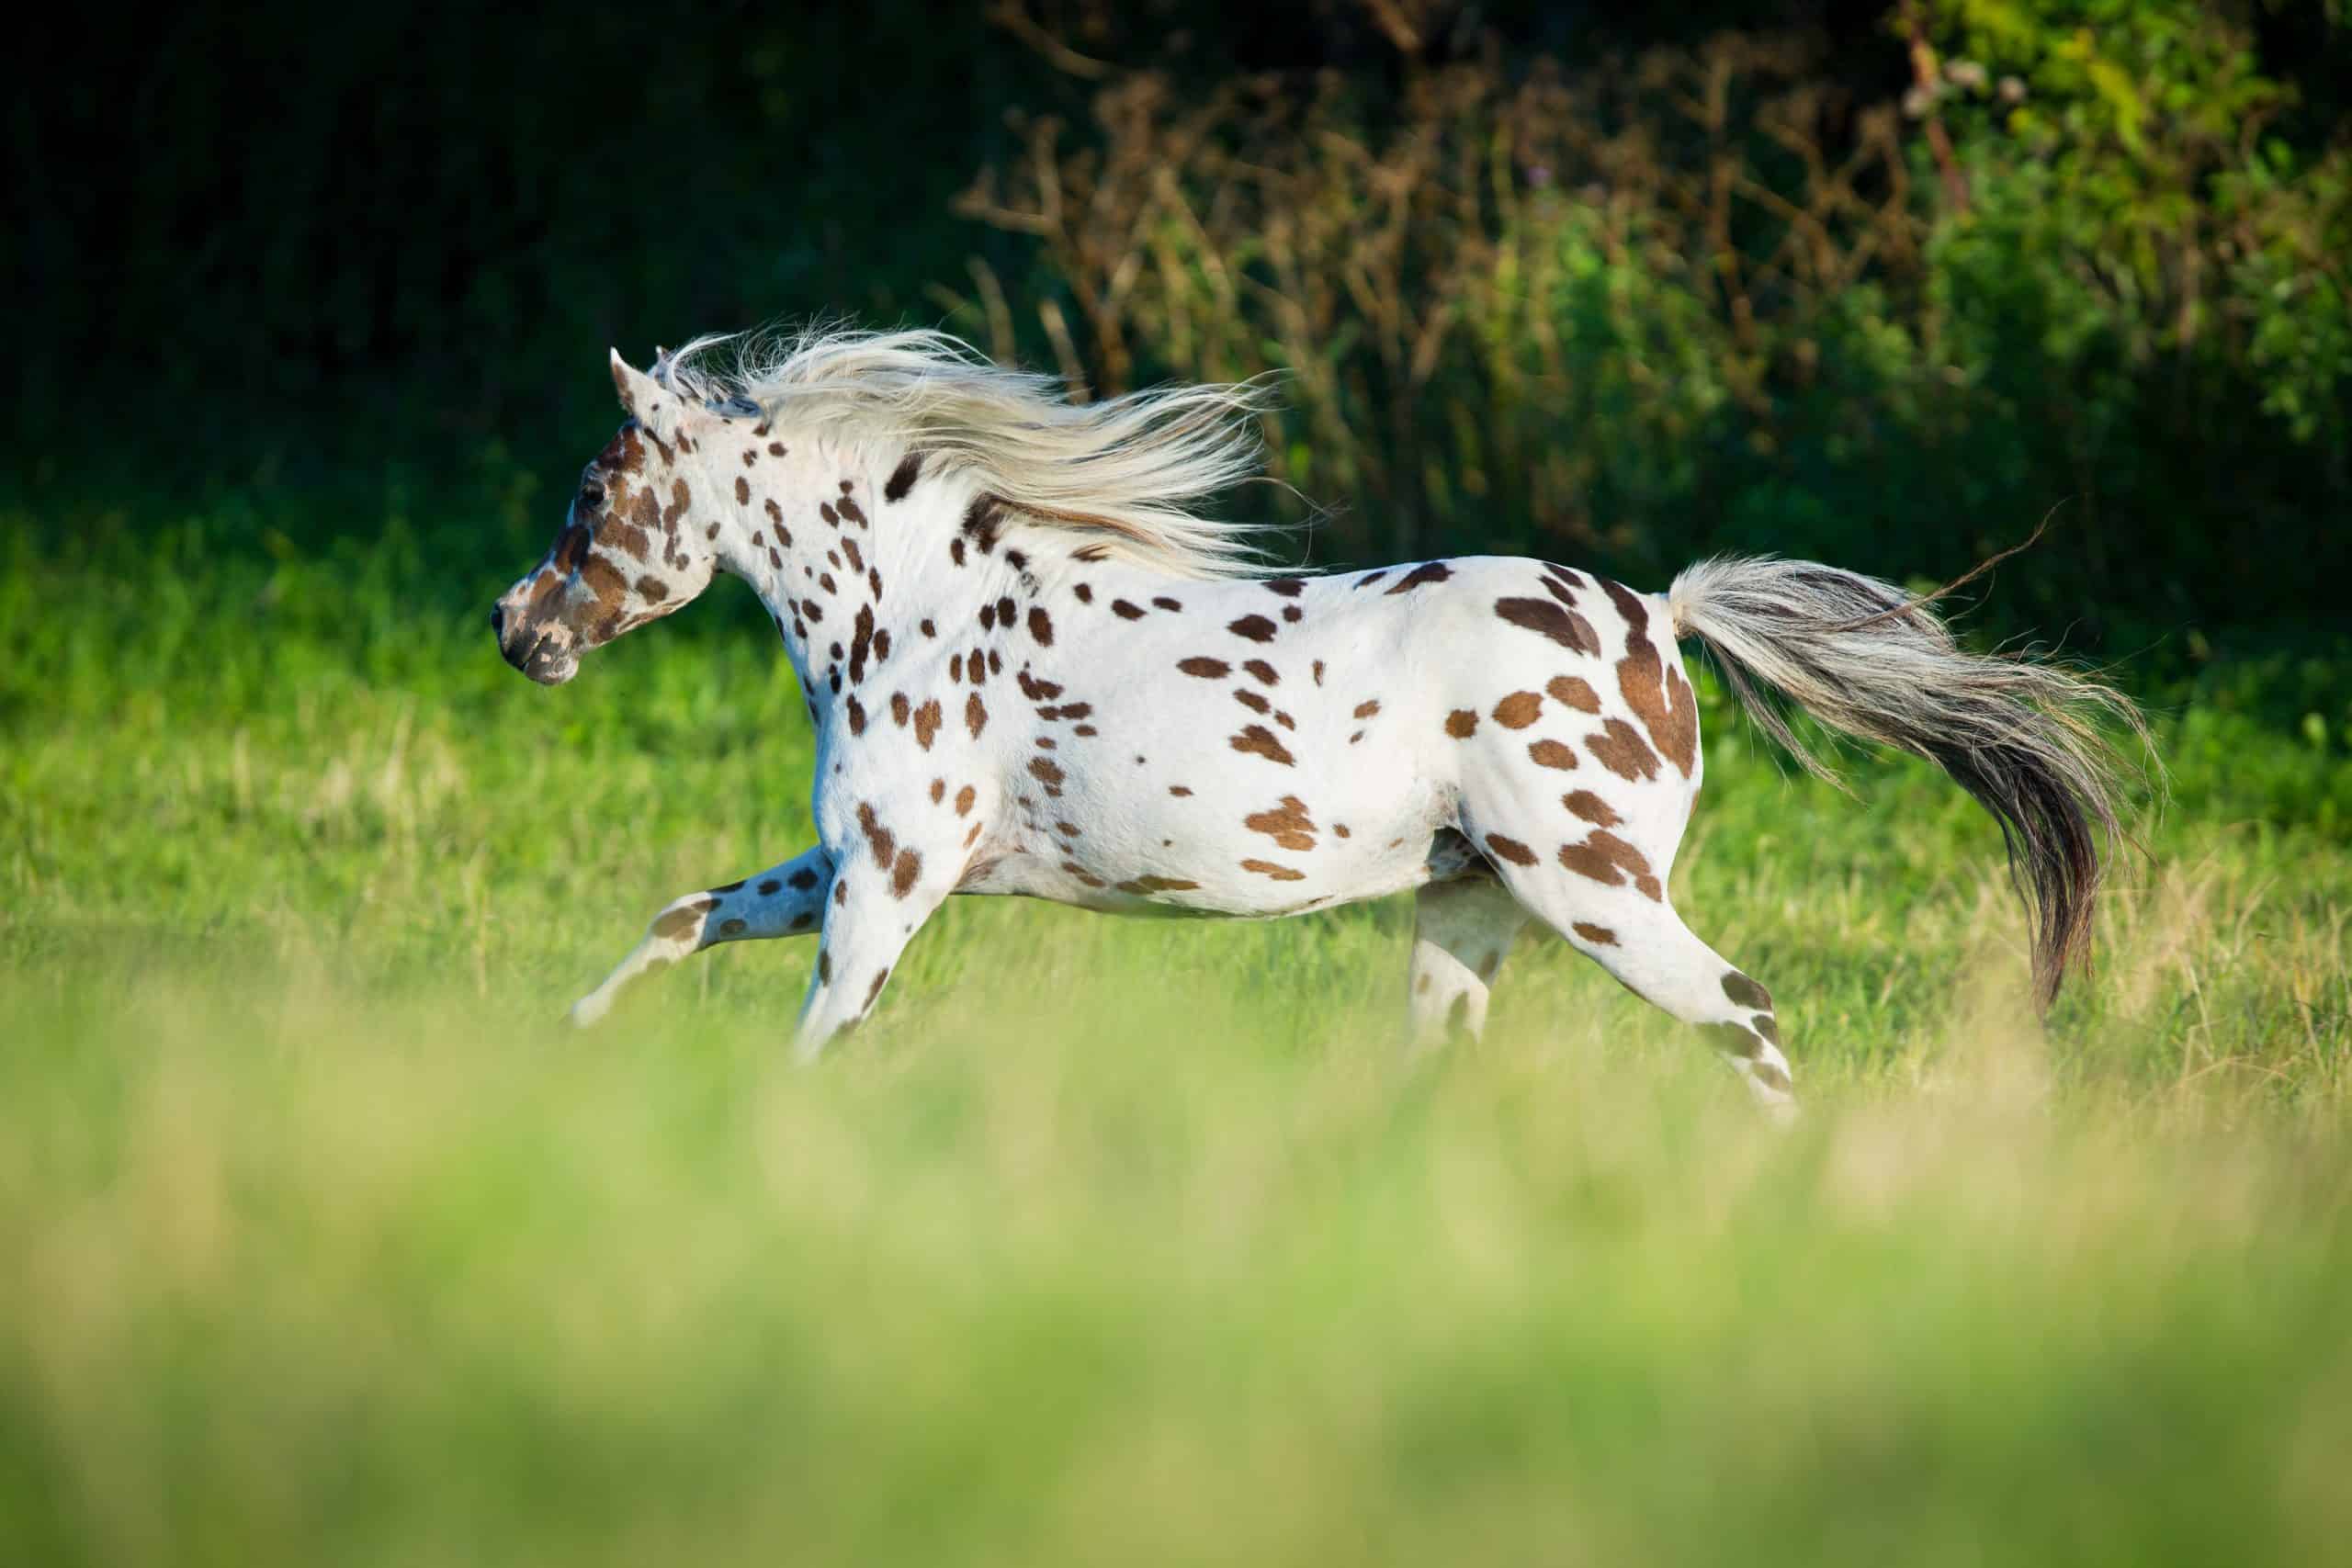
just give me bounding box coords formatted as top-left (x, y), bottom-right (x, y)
top-left (567, 844), bottom-right (834, 1026)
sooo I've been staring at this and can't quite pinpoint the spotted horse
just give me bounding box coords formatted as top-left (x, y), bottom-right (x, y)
top-left (492, 328), bottom-right (2143, 1114)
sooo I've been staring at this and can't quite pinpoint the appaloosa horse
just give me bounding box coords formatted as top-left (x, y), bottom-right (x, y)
top-left (492, 329), bottom-right (2141, 1111)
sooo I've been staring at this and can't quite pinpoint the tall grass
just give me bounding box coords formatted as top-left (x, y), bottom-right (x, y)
top-left (3, 488), bottom-right (2350, 1563)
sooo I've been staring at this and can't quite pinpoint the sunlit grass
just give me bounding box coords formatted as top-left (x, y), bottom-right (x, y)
top-left (3, 502), bottom-right (2350, 1563)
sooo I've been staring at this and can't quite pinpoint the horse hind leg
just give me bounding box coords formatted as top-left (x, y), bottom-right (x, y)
top-left (1407, 873), bottom-right (1529, 1047)
top-left (1503, 867), bottom-right (1796, 1113)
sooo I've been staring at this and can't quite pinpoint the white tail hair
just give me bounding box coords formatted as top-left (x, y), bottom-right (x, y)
top-left (1668, 554), bottom-right (2154, 1010)
top-left (659, 325), bottom-right (1291, 578)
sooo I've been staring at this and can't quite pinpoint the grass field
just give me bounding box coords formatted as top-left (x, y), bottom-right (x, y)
top-left (4, 487), bottom-right (2351, 1564)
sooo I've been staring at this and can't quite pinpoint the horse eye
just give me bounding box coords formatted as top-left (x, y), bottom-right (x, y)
top-left (579, 481), bottom-right (605, 509)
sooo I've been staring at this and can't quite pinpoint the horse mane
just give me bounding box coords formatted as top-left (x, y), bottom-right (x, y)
top-left (659, 325), bottom-right (1292, 580)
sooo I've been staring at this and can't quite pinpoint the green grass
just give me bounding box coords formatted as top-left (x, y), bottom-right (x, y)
top-left (3, 488), bottom-right (2351, 1564)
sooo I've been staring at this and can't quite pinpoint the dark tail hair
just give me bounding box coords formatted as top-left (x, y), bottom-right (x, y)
top-left (1668, 555), bottom-right (2153, 1010)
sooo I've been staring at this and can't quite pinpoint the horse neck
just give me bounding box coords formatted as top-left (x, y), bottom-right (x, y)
top-left (707, 435), bottom-right (1016, 696)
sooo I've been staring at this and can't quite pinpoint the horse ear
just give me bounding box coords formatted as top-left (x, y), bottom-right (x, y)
top-left (608, 348), bottom-right (681, 442)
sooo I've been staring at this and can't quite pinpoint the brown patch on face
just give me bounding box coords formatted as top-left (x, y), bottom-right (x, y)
top-left (1557, 829), bottom-right (1662, 901)
top-left (579, 554), bottom-right (629, 621)
top-left (1178, 657), bottom-right (1229, 679)
top-left (1385, 561), bottom-right (1452, 595)
top-left (1723, 973), bottom-right (1773, 1012)
top-left (1028, 606), bottom-right (1055, 646)
top-left (1116, 874), bottom-right (1201, 895)
top-left (1230, 726), bottom-right (1296, 766)
top-left (1495, 596), bottom-right (1600, 655)
top-left (1492, 691), bottom-right (1542, 728)
top-left (885, 450), bottom-right (924, 502)
top-left (890, 849), bottom-right (922, 898)
top-left (1545, 675), bottom-right (1600, 713)
top-left (1571, 921), bottom-right (1618, 946)
top-left (1244, 795), bottom-right (1318, 852)
top-left (1241, 660), bottom-right (1278, 686)
top-left (1444, 709), bottom-right (1479, 739)
top-left (1227, 615), bottom-right (1277, 643)
top-left (1239, 859), bottom-right (1306, 881)
top-left (966, 692), bottom-right (989, 739)
top-left (636, 575), bottom-right (669, 602)
top-left (913, 699), bottom-right (943, 750)
top-left (1587, 718), bottom-right (1661, 782)
top-left (1484, 834), bottom-right (1538, 866)
top-left (954, 784), bottom-right (977, 816)
top-left (1561, 790), bottom-right (1622, 827)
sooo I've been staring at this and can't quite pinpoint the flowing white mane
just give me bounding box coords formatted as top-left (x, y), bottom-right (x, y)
top-left (659, 326), bottom-right (1291, 579)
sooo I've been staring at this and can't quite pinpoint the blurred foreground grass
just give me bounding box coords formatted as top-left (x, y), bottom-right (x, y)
top-left (3, 499), bottom-right (2351, 1563)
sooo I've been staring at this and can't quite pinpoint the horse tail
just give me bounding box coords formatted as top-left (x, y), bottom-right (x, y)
top-left (1665, 554), bottom-right (2152, 1011)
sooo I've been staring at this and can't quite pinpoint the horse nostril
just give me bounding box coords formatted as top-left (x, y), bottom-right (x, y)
top-left (491, 605), bottom-right (506, 640)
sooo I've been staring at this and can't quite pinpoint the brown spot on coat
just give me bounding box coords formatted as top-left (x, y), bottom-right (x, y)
top-left (1484, 834), bottom-right (1538, 866)
top-left (1528, 739), bottom-right (1578, 770)
top-left (1562, 790), bottom-right (1622, 826)
top-left (1492, 691), bottom-right (1542, 728)
top-left (954, 784), bottom-right (977, 816)
top-left (1242, 660), bottom-right (1278, 686)
top-left (1353, 699), bottom-right (1381, 719)
top-left (1230, 726), bottom-right (1296, 766)
top-left (856, 803), bottom-right (896, 869)
top-left (1587, 718), bottom-right (1662, 782)
top-left (1385, 561), bottom-right (1452, 595)
top-left (1444, 709), bottom-right (1479, 739)
top-left (890, 849), bottom-right (922, 898)
top-left (1116, 875), bottom-right (1201, 895)
top-left (1610, 587), bottom-right (1698, 776)
top-left (1111, 599), bottom-right (1146, 620)
top-left (1557, 829), bottom-right (1662, 901)
top-left (966, 692), bottom-right (989, 739)
top-left (1234, 689), bottom-right (1271, 716)
top-left (1028, 606), bottom-right (1055, 646)
top-left (1495, 597), bottom-right (1600, 655)
top-left (1227, 615), bottom-right (1277, 642)
top-left (884, 451), bottom-right (924, 502)
top-left (1546, 675), bottom-right (1601, 713)
top-left (1723, 973), bottom-right (1774, 1012)
top-left (1178, 657), bottom-right (1230, 678)
top-left (1571, 921), bottom-right (1618, 946)
top-left (1244, 795), bottom-right (1318, 852)
top-left (1239, 859), bottom-right (1306, 881)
